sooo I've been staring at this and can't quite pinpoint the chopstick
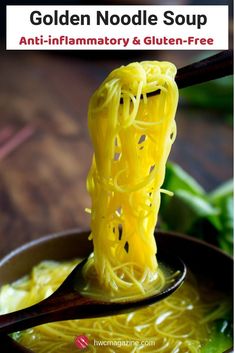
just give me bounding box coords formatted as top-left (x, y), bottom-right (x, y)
top-left (176, 49), bottom-right (233, 89)
top-left (120, 50), bottom-right (233, 102)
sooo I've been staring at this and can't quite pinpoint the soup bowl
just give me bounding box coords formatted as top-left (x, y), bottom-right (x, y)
top-left (0, 229), bottom-right (233, 353)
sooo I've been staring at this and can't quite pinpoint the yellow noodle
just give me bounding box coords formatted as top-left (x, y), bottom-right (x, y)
top-left (85, 61), bottom-right (178, 295)
top-left (0, 259), bottom-right (231, 352)
top-left (0, 61), bottom-right (232, 352)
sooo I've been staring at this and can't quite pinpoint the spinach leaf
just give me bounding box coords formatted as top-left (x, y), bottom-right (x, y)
top-left (160, 162), bottom-right (233, 255)
top-left (201, 319), bottom-right (233, 353)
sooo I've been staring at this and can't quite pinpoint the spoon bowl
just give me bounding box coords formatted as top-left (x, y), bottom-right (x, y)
top-left (0, 250), bottom-right (186, 334)
top-left (0, 229), bottom-right (232, 353)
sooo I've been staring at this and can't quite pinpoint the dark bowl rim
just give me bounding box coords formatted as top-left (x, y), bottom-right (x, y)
top-left (0, 228), bottom-right (233, 353)
top-left (0, 227), bottom-right (233, 266)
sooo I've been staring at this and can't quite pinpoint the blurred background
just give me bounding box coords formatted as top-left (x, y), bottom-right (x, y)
top-left (0, 0), bottom-right (233, 259)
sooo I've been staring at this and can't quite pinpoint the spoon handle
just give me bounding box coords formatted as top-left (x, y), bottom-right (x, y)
top-left (0, 333), bottom-right (34, 353)
top-left (0, 292), bottom-right (91, 334)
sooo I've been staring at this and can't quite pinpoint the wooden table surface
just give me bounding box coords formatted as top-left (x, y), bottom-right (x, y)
top-left (0, 50), bottom-right (233, 259)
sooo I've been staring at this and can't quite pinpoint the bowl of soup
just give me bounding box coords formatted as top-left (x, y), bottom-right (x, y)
top-left (0, 229), bottom-right (233, 353)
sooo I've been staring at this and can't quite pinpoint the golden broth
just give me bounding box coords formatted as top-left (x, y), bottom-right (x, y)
top-left (0, 259), bottom-right (232, 353)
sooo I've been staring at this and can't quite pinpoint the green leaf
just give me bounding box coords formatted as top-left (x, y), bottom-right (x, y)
top-left (10, 331), bottom-right (22, 341)
top-left (206, 214), bottom-right (223, 231)
top-left (160, 162), bottom-right (233, 255)
top-left (163, 162), bottom-right (205, 196)
top-left (201, 319), bottom-right (233, 353)
top-left (209, 180), bottom-right (233, 205)
top-left (217, 196), bottom-right (233, 255)
top-left (201, 334), bottom-right (232, 353)
top-left (160, 190), bottom-right (219, 233)
top-left (180, 76), bottom-right (233, 118)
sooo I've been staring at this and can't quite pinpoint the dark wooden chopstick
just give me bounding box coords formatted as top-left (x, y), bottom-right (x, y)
top-left (176, 49), bottom-right (233, 89)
